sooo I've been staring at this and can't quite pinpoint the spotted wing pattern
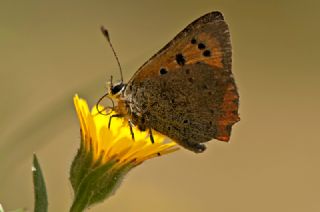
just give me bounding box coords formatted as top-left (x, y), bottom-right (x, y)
top-left (125, 11), bottom-right (239, 153)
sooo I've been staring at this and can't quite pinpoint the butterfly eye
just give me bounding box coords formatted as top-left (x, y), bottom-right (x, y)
top-left (191, 38), bottom-right (197, 44)
top-left (111, 83), bottom-right (124, 94)
top-left (203, 50), bottom-right (211, 57)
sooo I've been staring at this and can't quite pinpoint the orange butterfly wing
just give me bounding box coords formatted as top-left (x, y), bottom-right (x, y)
top-left (125, 11), bottom-right (239, 152)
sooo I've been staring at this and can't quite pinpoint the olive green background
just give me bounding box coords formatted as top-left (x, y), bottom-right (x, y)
top-left (1, 0), bottom-right (319, 211)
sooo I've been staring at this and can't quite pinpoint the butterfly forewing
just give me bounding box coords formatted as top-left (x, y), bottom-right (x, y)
top-left (124, 11), bottom-right (239, 153)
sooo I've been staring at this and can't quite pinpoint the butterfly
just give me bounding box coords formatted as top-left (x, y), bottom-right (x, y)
top-left (101, 11), bottom-right (240, 153)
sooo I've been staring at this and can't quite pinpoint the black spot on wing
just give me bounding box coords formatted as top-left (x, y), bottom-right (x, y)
top-left (176, 53), bottom-right (186, 66)
top-left (198, 43), bottom-right (206, 50)
top-left (203, 50), bottom-right (211, 57)
top-left (160, 68), bottom-right (168, 75)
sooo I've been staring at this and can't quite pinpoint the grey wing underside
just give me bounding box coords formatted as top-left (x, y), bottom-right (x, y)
top-left (128, 63), bottom-right (234, 153)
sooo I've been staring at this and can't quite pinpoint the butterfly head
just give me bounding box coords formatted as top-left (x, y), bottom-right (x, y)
top-left (95, 80), bottom-right (125, 116)
top-left (109, 81), bottom-right (125, 97)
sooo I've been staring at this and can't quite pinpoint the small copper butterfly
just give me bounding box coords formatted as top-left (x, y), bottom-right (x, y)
top-left (100, 11), bottom-right (240, 153)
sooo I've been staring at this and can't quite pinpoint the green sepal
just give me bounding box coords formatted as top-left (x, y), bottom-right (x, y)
top-left (88, 164), bottom-right (134, 206)
top-left (70, 159), bottom-right (133, 212)
top-left (32, 154), bottom-right (48, 212)
top-left (69, 135), bottom-right (94, 192)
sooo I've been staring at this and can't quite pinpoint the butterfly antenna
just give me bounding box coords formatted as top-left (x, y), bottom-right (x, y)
top-left (100, 26), bottom-right (124, 82)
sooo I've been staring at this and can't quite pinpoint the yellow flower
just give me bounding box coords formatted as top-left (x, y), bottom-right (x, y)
top-left (70, 95), bottom-right (178, 211)
top-left (73, 94), bottom-right (178, 166)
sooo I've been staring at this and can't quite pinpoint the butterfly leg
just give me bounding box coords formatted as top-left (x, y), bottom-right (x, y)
top-left (149, 128), bottom-right (155, 144)
top-left (149, 128), bottom-right (161, 156)
top-left (128, 120), bottom-right (135, 140)
top-left (108, 114), bottom-right (124, 129)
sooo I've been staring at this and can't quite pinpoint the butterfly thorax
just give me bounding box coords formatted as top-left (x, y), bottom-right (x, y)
top-left (106, 81), bottom-right (129, 116)
top-left (108, 81), bottom-right (148, 131)
top-left (107, 81), bottom-right (143, 128)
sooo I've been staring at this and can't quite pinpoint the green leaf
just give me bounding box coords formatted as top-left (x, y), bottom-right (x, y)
top-left (32, 154), bottom-right (48, 212)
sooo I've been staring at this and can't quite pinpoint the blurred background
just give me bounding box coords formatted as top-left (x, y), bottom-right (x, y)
top-left (1, 0), bottom-right (320, 211)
